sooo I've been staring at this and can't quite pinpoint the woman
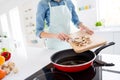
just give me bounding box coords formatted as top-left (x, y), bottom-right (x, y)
top-left (36, 0), bottom-right (94, 50)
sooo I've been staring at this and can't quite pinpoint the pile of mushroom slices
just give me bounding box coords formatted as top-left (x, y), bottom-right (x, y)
top-left (71, 35), bottom-right (92, 47)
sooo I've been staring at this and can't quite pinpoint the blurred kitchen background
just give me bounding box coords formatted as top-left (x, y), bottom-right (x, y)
top-left (0, 0), bottom-right (120, 55)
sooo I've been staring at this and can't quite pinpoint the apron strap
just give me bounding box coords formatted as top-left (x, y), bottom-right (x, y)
top-left (48, 2), bottom-right (51, 8)
top-left (64, 0), bottom-right (67, 5)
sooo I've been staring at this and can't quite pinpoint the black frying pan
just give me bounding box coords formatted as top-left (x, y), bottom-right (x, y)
top-left (51, 42), bottom-right (115, 72)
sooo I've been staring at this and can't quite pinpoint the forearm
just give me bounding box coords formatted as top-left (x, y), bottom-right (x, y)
top-left (40, 32), bottom-right (69, 41)
top-left (40, 32), bottom-right (57, 38)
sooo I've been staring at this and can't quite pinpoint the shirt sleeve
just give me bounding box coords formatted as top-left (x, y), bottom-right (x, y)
top-left (36, 1), bottom-right (47, 38)
top-left (70, 1), bottom-right (81, 28)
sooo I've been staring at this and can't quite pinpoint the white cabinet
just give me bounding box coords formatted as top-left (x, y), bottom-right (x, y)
top-left (95, 31), bottom-right (120, 55)
top-left (95, 31), bottom-right (114, 55)
top-left (113, 32), bottom-right (120, 55)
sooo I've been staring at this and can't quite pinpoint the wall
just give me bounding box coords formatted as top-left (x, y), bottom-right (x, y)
top-left (0, 22), bottom-right (2, 34)
top-left (0, 0), bottom-right (44, 48)
top-left (76, 0), bottom-right (97, 28)
top-left (18, 0), bottom-right (45, 47)
top-left (0, 0), bottom-right (30, 14)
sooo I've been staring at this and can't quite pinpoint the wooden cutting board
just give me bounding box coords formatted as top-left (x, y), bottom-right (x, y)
top-left (69, 31), bottom-right (107, 53)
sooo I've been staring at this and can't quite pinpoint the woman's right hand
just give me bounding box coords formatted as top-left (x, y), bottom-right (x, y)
top-left (40, 32), bottom-right (69, 41)
top-left (55, 33), bottom-right (70, 41)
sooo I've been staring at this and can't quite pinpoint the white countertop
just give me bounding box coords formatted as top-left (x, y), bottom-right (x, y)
top-left (101, 54), bottom-right (120, 80)
top-left (3, 47), bottom-right (57, 80)
top-left (2, 47), bottom-right (120, 80)
top-left (93, 26), bottom-right (120, 32)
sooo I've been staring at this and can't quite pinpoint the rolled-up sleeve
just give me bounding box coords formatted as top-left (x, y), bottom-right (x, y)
top-left (71, 2), bottom-right (81, 28)
top-left (36, 1), bottom-right (46, 38)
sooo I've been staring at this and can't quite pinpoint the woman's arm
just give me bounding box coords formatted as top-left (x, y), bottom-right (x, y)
top-left (78, 23), bottom-right (94, 35)
top-left (68, 0), bottom-right (94, 35)
top-left (36, 0), bottom-right (48, 38)
top-left (41, 32), bottom-right (69, 41)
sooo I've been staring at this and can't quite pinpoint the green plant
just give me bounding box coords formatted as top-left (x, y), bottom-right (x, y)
top-left (95, 21), bottom-right (103, 27)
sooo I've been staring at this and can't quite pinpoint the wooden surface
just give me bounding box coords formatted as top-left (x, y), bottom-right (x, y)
top-left (69, 31), bottom-right (107, 53)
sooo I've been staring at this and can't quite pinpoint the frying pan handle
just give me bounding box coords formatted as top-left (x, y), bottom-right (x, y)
top-left (94, 42), bottom-right (115, 55)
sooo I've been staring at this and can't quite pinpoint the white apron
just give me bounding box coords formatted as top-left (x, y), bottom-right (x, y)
top-left (45, 1), bottom-right (72, 50)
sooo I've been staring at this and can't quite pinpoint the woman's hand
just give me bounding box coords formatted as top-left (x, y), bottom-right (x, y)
top-left (79, 23), bottom-right (94, 35)
top-left (40, 32), bottom-right (69, 41)
top-left (55, 33), bottom-right (70, 41)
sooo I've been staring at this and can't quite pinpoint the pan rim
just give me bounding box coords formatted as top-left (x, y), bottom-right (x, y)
top-left (51, 53), bottom-right (96, 67)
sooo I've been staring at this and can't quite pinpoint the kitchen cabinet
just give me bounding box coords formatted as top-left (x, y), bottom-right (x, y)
top-left (95, 31), bottom-right (120, 55)
top-left (113, 32), bottom-right (120, 55)
top-left (95, 31), bottom-right (114, 55)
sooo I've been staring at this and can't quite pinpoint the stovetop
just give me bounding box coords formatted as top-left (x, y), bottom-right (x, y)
top-left (25, 62), bottom-right (102, 80)
top-left (25, 56), bottom-right (114, 80)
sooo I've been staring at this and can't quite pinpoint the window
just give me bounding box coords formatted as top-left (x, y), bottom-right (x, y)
top-left (98, 0), bottom-right (120, 27)
top-left (9, 7), bottom-right (27, 58)
top-left (9, 7), bottom-right (26, 48)
top-left (0, 13), bottom-right (10, 37)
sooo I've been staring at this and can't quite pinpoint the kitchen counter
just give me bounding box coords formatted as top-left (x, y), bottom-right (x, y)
top-left (101, 54), bottom-right (120, 80)
top-left (2, 47), bottom-right (120, 80)
top-left (3, 47), bottom-right (57, 80)
top-left (93, 26), bottom-right (120, 32)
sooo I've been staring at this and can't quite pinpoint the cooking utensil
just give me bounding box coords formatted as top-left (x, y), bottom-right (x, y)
top-left (51, 42), bottom-right (115, 72)
top-left (69, 31), bottom-right (107, 53)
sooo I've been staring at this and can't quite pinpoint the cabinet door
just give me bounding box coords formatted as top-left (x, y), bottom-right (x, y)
top-left (95, 32), bottom-right (114, 54)
top-left (114, 32), bottom-right (120, 55)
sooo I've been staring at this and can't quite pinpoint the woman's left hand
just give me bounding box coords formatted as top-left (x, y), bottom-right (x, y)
top-left (79, 23), bottom-right (94, 35)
